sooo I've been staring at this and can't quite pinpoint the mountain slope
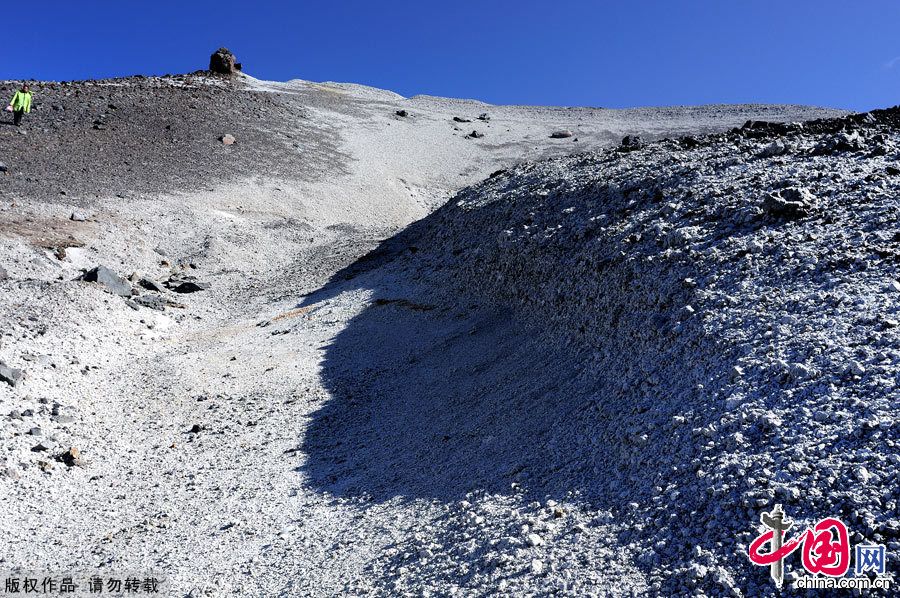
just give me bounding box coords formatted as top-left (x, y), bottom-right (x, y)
top-left (0, 73), bottom-right (867, 596)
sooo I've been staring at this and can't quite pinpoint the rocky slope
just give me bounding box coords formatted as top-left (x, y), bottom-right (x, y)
top-left (0, 71), bottom-right (867, 596)
top-left (336, 109), bottom-right (900, 595)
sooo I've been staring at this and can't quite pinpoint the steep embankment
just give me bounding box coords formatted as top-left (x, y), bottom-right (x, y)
top-left (310, 109), bottom-right (899, 595)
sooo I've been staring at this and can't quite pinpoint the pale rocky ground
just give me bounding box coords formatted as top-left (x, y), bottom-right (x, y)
top-left (0, 71), bottom-right (877, 596)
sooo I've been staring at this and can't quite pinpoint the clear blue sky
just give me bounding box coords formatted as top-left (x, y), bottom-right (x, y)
top-left (6, 1), bottom-right (900, 111)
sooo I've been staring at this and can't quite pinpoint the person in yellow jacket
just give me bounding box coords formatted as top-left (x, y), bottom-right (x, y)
top-left (7, 84), bottom-right (32, 127)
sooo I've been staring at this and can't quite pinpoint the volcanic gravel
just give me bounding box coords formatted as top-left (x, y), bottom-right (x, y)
top-left (0, 73), bottom-right (340, 204)
top-left (349, 108), bottom-right (900, 594)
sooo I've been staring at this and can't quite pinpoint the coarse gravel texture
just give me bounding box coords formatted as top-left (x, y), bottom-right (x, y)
top-left (324, 110), bottom-right (900, 595)
top-left (0, 70), bottom-right (875, 597)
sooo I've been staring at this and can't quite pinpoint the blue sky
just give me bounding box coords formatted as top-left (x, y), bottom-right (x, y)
top-left (6, 1), bottom-right (900, 111)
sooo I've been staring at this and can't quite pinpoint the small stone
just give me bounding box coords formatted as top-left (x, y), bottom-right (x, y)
top-left (0, 162), bottom-right (7, 172)
top-left (619, 135), bottom-right (644, 151)
top-left (527, 533), bottom-right (544, 547)
top-left (166, 280), bottom-right (210, 294)
top-left (395, 110), bottom-right (408, 117)
top-left (466, 130), bottom-right (484, 139)
top-left (762, 186), bottom-right (817, 219)
top-left (138, 277), bottom-right (166, 292)
top-left (813, 131), bottom-right (865, 154)
top-left (220, 134), bottom-right (236, 145)
top-left (4, 467), bottom-right (20, 480)
top-left (27, 427), bottom-right (41, 436)
top-left (847, 361), bottom-right (866, 377)
top-left (452, 116), bottom-right (471, 123)
top-left (0, 362), bottom-right (23, 387)
top-left (189, 424), bottom-right (203, 434)
top-left (550, 130), bottom-right (574, 139)
top-left (759, 140), bottom-right (787, 157)
top-left (70, 211), bottom-right (89, 222)
top-left (855, 466), bottom-right (871, 484)
top-left (134, 295), bottom-right (168, 311)
top-left (667, 226), bottom-right (701, 248)
top-left (80, 266), bottom-right (132, 297)
top-left (57, 447), bottom-right (83, 467)
top-left (477, 113), bottom-right (490, 121)
top-left (889, 280), bottom-right (900, 293)
top-left (530, 559), bottom-right (544, 575)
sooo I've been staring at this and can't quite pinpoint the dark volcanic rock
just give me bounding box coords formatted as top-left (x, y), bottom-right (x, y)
top-left (165, 278), bottom-right (210, 293)
top-left (619, 135), bottom-right (644, 152)
top-left (209, 47), bottom-right (240, 75)
top-left (812, 131), bottom-right (866, 155)
top-left (762, 186), bottom-right (817, 219)
top-left (80, 266), bottom-right (132, 296)
top-left (395, 110), bottom-right (408, 117)
top-left (453, 117), bottom-right (471, 123)
top-left (56, 447), bottom-right (83, 467)
top-left (138, 277), bottom-right (166, 292)
top-left (134, 295), bottom-right (167, 310)
top-left (0, 362), bottom-right (23, 387)
top-left (550, 130), bottom-right (574, 139)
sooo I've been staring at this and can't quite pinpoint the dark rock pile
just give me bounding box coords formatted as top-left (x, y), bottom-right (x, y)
top-left (209, 47), bottom-right (242, 75)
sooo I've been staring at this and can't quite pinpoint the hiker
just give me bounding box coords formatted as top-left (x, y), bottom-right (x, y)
top-left (7, 84), bottom-right (32, 126)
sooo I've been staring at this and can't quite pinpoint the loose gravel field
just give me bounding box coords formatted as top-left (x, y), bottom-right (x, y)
top-left (0, 72), bottom-right (869, 596)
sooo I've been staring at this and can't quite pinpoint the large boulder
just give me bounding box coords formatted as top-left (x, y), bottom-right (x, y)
top-left (209, 48), bottom-right (242, 75)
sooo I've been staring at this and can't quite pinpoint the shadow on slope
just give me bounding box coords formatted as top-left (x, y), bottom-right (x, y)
top-left (296, 202), bottom-right (706, 507)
